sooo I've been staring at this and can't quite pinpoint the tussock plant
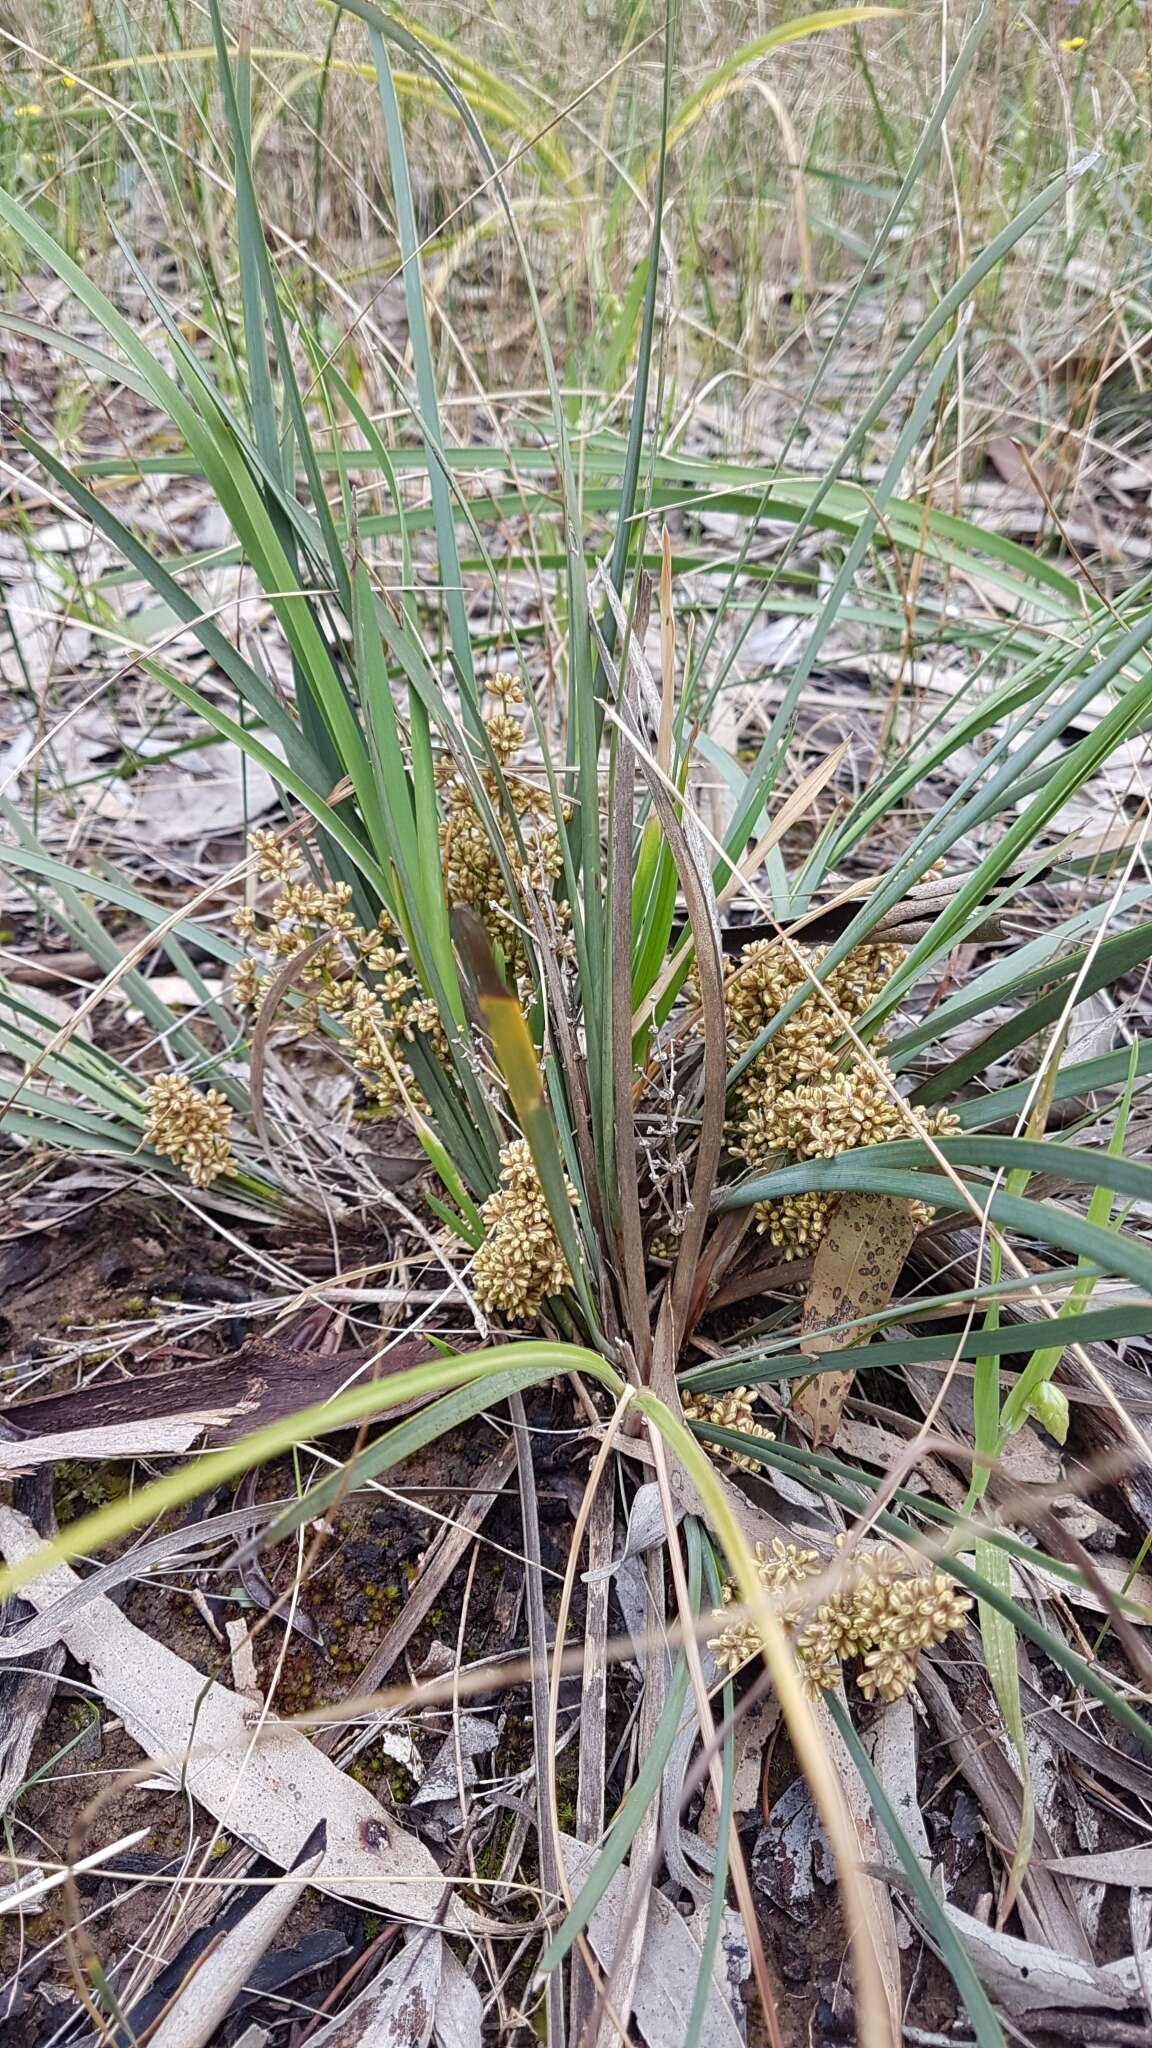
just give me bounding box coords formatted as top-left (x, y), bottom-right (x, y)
top-left (2, 5), bottom-right (1152, 2045)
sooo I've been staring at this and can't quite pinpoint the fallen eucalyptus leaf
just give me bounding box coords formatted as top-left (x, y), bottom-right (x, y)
top-left (0, 1334), bottom-right (435, 1469)
top-left (1045, 1849), bottom-right (1152, 1888)
top-left (0, 1506), bottom-right (476, 1930)
top-left (147, 1823), bottom-right (327, 2048)
top-left (307, 1931), bottom-right (443, 2048)
top-left (937, 1897), bottom-right (1145, 2013)
top-left (433, 1949), bottom-right (483, 2048)
top-left (411, 1716), bottom-right (498, 1810)
top-left (562, 1833), bottom-right (745, 2046)
top-left (583, 1480), bottom-right (681, 1582)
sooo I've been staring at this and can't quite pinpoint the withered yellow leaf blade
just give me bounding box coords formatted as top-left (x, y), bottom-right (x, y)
top-left (718, 739), bottom-right (848, 907)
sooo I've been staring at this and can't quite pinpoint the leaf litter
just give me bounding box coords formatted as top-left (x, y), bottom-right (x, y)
top-left (0, 1505), bottom-right (474, 1930)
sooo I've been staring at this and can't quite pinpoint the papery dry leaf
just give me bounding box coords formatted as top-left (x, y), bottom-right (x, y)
top-left (939, 1897), bottom-right (1145, 2013)
top-left (0, 1506), bottom-right (478, 1931)
top-left (147, 1824), bottom-right (327, 2048)
top-left (306, 1932), bottom-right (443, 2048)
top-left (0, 1468), bottom-right (63, 1810)
top-left (1046, 1848), bottom-right (1152, 1888)
top-left (796, 1191), bottom-right (916, 1446)
top-left (563, 1833), bottom-right (746, 2048)
top-left (986, 434), bottom-right (1057, 495)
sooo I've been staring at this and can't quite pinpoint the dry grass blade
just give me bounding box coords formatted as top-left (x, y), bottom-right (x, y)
top-left (509, 1391), bottom-right (565, 2043)
top-left (584, 1544), bottom-right (666, 2048)
top-left (811, 1694), bottom-right (902, 2042)
top-left (247, 930), bottom-right (334, 1168)
top-left (717, 741), bottom-right (849, 908)
top-left (657, 524), bottom-right (676, 781)
top-left (569, 1464), bottom-right (615, 2046)
top-left (648, 1429), bottom-right (783, 2048)
top-left (609, 706), bottom-right (650, 1373)
top-left (627, 734), bottom-right (726, 1350)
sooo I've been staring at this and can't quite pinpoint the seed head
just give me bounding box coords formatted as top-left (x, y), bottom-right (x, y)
top-left (682, 1386), bottom-right (775, 1472)
top-left (725, 936), bottom-right (954, 1259)
top-left (230, 957), bottom-right (263, 1009)
top-left (144, 1073), bottom-right (235, 1187)
top-left (472, 1139), bottom-right (573, 1323)
top-left (248, 828), bottom-right (303, 882)
top-left (708, 1543), bottom-right (971, 1697)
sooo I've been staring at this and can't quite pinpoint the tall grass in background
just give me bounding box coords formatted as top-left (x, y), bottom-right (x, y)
top-left (2, 2), bottom-right (1152, 2041)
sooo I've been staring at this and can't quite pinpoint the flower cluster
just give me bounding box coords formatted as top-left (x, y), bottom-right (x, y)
top-left (726, 938), bottom-right (957, 1257)
top-left (438, 673), bottom-right (567, 982)
top-left (709, 1540), bottom-right (971, 1701)
top-left (682, 1385), bottom-right (775, 1473)
top-left (472, 1138), bottom-right (572, 1322)
top-left (231, 831), bottom-right (443, 1116)
top-left (216, 673), bottom-right (565, 1201)
top-left (144, 1072), bottom-right (235, 1187)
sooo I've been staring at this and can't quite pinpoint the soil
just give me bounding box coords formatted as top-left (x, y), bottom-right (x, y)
top-left (2, 1201), bottom-right (1149, 2046)
top-left (0, 1204), bottom-right (607, 2042)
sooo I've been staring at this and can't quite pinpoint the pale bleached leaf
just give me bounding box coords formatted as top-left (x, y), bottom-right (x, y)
top-left (307, 1932), bottom-right (442, 2048)
top-left (939, 1898), bottom-right (1145, 2013)
top-left (147, 1827), bottom-right (326, 2048)
top-left (1046, 1848), bottom-right (1152, 1888)
top-left (434, 1949), bottom-right (483, 2048)
top-left (0, 1506), bottom-right (475, 1930)
top-left (563, 1833), bottom-right (745, 2048)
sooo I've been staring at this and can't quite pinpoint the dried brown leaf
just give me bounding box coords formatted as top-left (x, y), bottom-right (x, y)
top-left (796, 1192), bottom-right (916, 1446)
top-left (0, 1334), bottom-right (434, 1469)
